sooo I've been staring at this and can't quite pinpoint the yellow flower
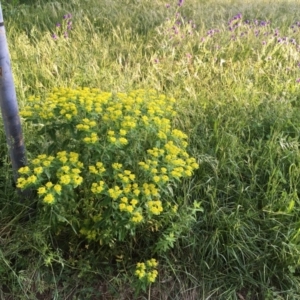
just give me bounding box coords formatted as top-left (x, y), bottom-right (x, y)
top-left (89, 166), bottom-right (97, 174)
top-left (147, 258), bottom-right (158, 268)
top-left (130, 199), bottom-right (138, 206)
top-left (121, 197), bottom-right (128, 203)
top-left (108, 186), bottom-right (122, 200)
top-left (71, 168), bottom-right (81, 174)
top-left (147, 270), bottom-right (158, 283)
top-left (131, 212), bottom-right (143, 223)
top-left (61, 166), bottom-right (70, 173)
top-left (69, 152), bottom-right (79, 162)
top-left (133, 188), bottom-right (140, 196)
top-left (54, 184), bottom-right (62, 194)
top-left (58, 156), bottom-right (68, 163)
top-left (18, 166), bottom-right (30, 174)
top-left (16, 177), bottom-right (27, 189)
top-left (119, 129), bottom-right (127, 136)
top-left (43, 161), bottom-right (51, 167)
top-left (60, 175), bottom-right (71, 185)
top-left (161, 175), bottom-right (169, 182)
top-left (119, 137), bottom-right (128, 145)
top-left (119, 203), bottom-right (126, 211)
top-left (45, 182), bottom-right (53, 188)
top-left (73, 175), bottom-right (83, 186)
top-left (38, 186), bottom-right (47, 195)
top-left (153, 176), bottom-right (160, 183)
top-left (91, 181), bottom-right (105, 194)
top-left (112, 163), bottom-right (122, 170)
top-left (148, 200), bottom-right (163, 215)
top-left (135, 269), bottom-right (146, 279)
top-left (43, 193), bottom-right (55, 204)
top-left (32, 158), bottom-right (41, 165)
top-left (109, 136), bottom-right (117, 143)
top-left (27, 175), bottom-right (37, 184)
top-left (160, 167), bottom-right (167, 174)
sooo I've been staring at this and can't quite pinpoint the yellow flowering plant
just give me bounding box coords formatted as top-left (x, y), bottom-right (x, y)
top-left (19, 87), bottom-right (199, 273)
top-left (133, 258), bottom-right (159, 293)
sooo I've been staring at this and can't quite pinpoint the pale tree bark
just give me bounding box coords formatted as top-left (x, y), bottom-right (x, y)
top-left (0, 1), bottom-right (27, 183)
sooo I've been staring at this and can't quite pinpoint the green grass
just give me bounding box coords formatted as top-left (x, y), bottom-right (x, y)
top-left (2, 0), bottom-right (300, 299)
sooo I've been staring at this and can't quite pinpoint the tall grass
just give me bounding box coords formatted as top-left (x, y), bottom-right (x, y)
top-left (2, 0), bottom-right (300, 299)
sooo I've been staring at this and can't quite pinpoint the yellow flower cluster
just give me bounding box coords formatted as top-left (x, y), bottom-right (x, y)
top-left (56, 152), bottom-right (83, 187)
top-left (147, 200), bottom-right (163, 215)
top-left (120, 183), bottom-right (140, 196)
top-left (108, 186), bottom-right (122, 200)
top-left (117, 170), bottom-right (136, 184)
top-left (89, 162), bottom-right (106, 175)
top-left (107, 129), bottom-right (128, 146)
top-left (17, 151), bottom-right (84, 205)
top-left (20, 87), bottom-right (199, 246)
top-left (135, 259), bottom-right (159, 283)
top-left (142, 183), bottom-right (159, 197)
top-left (76, 118), bottom-right (97, 131)
top-left (83, 132), bottom-right (98, 144)
top-left (16, 174), bottom-right (37, 189)
top-left (32, 154), bottom-right (55, 167)
top-left (91, 180), bottom-right (105, 194)
top-left (118, 197), bottom-right (134, 213)
top-left (131, 211), bottom-right (143, 223)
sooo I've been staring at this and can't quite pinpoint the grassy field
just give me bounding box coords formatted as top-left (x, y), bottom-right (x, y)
top-left (2, 0), bottom-right (300, 299)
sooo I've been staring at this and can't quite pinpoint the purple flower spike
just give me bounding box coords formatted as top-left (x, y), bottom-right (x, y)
top-left (63, 14), bottom-right (72, 19)
top-left (296, 78), bottom-right (300, 83)
top-left (178, 0), bottom-right (184, 7)
top-left (52, 34), bottom-right (58, 40)
top-left (56, 23), bottom-right (61, 27)
top-left (166, 4), bottom-right (170, 8)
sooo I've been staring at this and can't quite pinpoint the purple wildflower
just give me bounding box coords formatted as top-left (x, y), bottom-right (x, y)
top-left (166, 4), bottom-right (170, 8)
top-left (178, 0), bottom-right (184, 7)
top-left (296, 78), bottom-right (300, 83)
top-left (63, 14), bottom-right (72, 19)
top-left (51, 34), bottom-right (58, 40)
top-left (56, 23), bottom-right (61, 27)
